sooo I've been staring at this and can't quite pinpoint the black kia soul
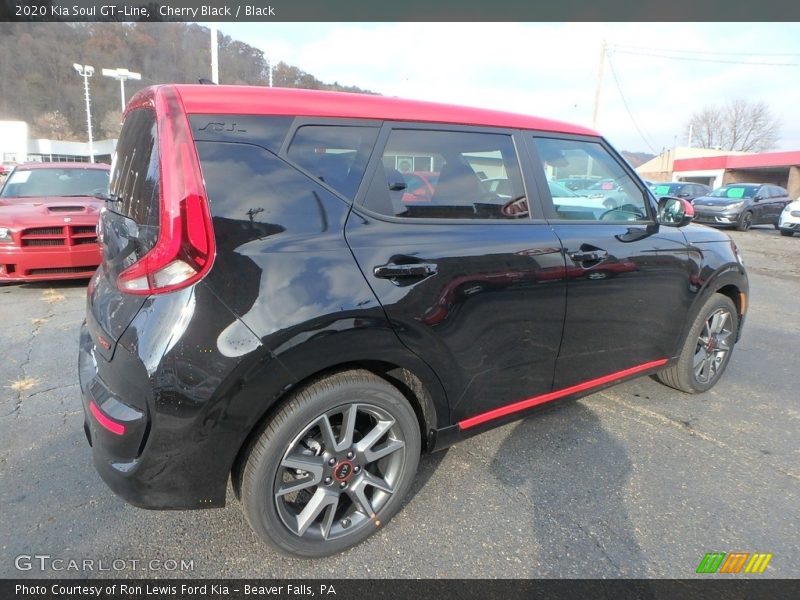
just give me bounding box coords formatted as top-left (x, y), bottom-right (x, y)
top-left (79, 85), bottom-right (748, 557)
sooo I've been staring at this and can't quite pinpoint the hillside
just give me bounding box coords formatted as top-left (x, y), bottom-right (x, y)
top-left (0, 22), bottom-right (375, 140)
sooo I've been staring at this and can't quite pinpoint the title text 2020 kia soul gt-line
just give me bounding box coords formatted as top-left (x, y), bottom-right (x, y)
top-left (79, 85), bottom-right (748, 557)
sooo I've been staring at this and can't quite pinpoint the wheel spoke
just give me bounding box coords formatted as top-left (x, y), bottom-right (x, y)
top-left (716, 330), bottom-right (732, 351)
top-left (710, 311), bottom-right (726, 335)
top-left (693, 349), bottom-right (707, 371)
top-left (295, 488), bottom-right (337, 536)
top-left (276, 474), bottom-right (318, 497)
top-left (364, 438), bottom-right (405, 463)
top-left (280, 453), bottom-right (324, 476)
top-left (354, 419), bottom-right (395, 461)
top-left (319, 496), bottom-right (340, 540)
top-left (347, 481), bottom-right (375, 516)
top-left (277, 453), bottom-right (324, 497)
top-left (316, 413), bottom-right (338, 452)
top-left (362, 471), bottom-right (394, 494)
top-left (338, 404), bottom-right (359, 450)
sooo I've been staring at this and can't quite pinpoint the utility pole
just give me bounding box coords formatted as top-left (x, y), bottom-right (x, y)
top-left (268, 59), bottom-right (273, 87)
top-left (102, 67), bottom-right (142, 112)
top-left (73, 63), bottom-right (95, 163)
top-left (687, 123), bottom-right (693, 148)
top-left (210, 24), bottom-right (219, 84)
top-left (591, 40), bottom-right (607, 130)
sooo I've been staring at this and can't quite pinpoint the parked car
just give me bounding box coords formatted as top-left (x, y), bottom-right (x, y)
top-left (691, 183), bottom-right (791, 231)
top-left (778, 198), bottom-right (800, 236)
top-left (651, 181), bottom-right (712, 201)
top-left (79, 85), bottom-right (748, 558)
top-left (0, 162), bottom-right (109, 282)
top-left (553, 176), bottom-right (602, 192)
top-left (402, 171), bottom-right (438, 203)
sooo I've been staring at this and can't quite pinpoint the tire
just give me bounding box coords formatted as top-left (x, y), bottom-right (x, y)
top-left (736, 211), bottom-right (753, 232)
top-left (240, 369), bottom-right (421, 557)
top-left (779, 229), bottom-right (794, 237)
top-left (656, 293), bottom-right (738, 394)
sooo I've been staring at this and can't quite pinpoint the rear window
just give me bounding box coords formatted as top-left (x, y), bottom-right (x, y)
top-left (109, 109), bottom-right (160, 232)
top-left (0, 167), bottom-right (108, 198)
top-left (286, 125), bottom-right (378, 199)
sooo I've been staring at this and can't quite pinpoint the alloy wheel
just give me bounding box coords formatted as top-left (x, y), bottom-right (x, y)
top-left (273, 403), bottom-right (407, 542)
top-left (693, 308), bottom-right (734, 385)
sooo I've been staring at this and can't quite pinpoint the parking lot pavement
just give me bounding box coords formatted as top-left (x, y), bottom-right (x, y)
top-left (0, 227), bottom-right (798, 579)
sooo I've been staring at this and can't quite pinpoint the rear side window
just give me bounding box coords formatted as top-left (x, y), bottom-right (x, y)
top-left (363, 129), bottom-right (526, 220)
top-left (109, 109), bottom-right (160, 236)
top-left (286, 125), bottom-right (378, 200)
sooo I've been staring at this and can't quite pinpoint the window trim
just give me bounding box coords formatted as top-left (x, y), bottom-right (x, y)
top-left (525, 132), bottom-right (657, 225)
top-left (352, 121), bottom-right (548, 225)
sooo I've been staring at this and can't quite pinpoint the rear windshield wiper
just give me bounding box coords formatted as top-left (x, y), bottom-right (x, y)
top-left (94, 191), bottom-right (122, 205)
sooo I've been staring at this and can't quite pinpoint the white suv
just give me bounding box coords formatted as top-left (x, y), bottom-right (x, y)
top-left (778, 198), bottom-right (800, 236)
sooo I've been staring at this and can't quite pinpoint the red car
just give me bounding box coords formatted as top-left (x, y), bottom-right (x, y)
top-left (0, 162), bottom-right (110, 282)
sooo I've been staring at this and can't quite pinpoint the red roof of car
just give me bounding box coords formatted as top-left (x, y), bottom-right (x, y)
top-left (132, 85), bottom-right (597, 137)
top-left (14, 162), bottom-right (110, 170)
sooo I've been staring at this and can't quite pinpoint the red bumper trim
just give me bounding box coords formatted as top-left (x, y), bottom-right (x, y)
top-left (458, 358), bottom-right (668, 430)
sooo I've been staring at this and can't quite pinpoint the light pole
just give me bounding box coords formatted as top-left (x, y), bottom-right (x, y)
top-left (210, 24), bottom-right (219, 83)
top-left (73, 63), bottom-right (95, 163)
top-left (102, 67), bottom-right (142, 112)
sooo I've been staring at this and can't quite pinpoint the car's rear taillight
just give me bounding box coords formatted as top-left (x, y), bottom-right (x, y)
top-left (117, 86), bottom-right (215, 295)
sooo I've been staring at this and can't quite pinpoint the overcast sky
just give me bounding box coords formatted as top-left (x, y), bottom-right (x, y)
top-left (211, 22), bottom-right (800, 155)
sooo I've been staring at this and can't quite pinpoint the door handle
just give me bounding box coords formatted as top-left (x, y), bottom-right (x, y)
top-left (373, 263), bottom-right (438, 279)
top-left (569, 250), bottom-right (608, 262)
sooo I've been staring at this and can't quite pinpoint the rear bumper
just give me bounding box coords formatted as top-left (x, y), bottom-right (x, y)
top-left (78, 286), bottom-right (296, 511)
top-left (0, 244), bottom-right (100, 281)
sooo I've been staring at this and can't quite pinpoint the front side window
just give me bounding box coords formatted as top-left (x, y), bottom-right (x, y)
top-left (364, 129), bottom-right (526, 220)
top-left (286, 125), bottom-right (378, 200)
top-left (532, 137), bottom-right (649, 222)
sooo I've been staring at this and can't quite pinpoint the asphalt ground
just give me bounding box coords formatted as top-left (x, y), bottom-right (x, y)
top-left (0, 227), bottom-right (797, 579)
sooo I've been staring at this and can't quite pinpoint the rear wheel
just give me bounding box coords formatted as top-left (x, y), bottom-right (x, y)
top-left (241, 370), bottom-right (421, 557)
top-left (656, 293), bottom-right (738, 394)
top-left (736, 211), bottom-right (753, 231)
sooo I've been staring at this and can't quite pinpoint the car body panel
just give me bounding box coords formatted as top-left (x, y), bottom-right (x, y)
top-left (78, 86), bottom-right (749, 512)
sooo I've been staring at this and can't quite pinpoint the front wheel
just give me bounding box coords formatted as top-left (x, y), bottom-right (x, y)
top-left (240, 370), bottom-right (421, 557)
top-left (656, 293), bottom-right (738, 394)
top-left (736, 211), bottom-right (753, 231)
top-left (779, 229), bottom-right (794, 237)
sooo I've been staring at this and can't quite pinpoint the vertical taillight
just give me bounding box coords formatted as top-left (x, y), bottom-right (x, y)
top-left (117, 86), bottom-right (216, 294)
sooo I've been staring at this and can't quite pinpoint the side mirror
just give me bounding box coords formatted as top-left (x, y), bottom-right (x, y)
top-left (753, 195), bottom-right (763, 201)
top-left (658, 196), bottom-right (694, 227)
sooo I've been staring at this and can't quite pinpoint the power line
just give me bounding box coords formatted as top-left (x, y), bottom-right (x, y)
top-left (611, 44), bottom-right (800, 57)
top-left (605, 52), bottom-right (657, 154)
top-left (611, 48), bottom-right (800, 67)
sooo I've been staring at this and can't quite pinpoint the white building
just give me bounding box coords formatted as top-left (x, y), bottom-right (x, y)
top-left (0, 120), bottom-right (116, 165)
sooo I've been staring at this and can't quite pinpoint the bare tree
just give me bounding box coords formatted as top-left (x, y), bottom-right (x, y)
top-left (100, 110), bottom-right (122, 138)
top-left (31, 110), bottom-right (76, 140)
top-left (686, 99), bottom-right (780, 152)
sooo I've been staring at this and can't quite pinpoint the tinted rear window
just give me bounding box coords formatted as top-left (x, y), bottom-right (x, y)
top-left (109, 108), bottom-right (160, 230)
top-left (286, 125), bottom-right (378, 199)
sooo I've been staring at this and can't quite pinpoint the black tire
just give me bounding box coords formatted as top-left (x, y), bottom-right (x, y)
top-left (779, 229), bottom-right (794, 237)
top-left (656, 293), bottom-right (738, 394)
top-left (736, 211), bottom-right (753, 231)
top-left (240, 369), bottom-right (421, 558)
